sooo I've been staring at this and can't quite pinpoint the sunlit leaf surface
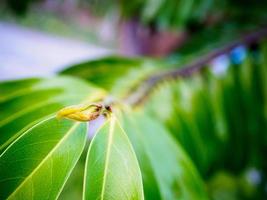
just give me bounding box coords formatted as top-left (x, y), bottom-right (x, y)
top-left (83, 116), bottom-right (144, 200)
top-left (0, 117), bottom-right (87, 200)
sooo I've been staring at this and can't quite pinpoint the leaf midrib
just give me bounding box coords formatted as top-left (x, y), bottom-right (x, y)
top-left (100, 117), bottom-right (115, 200)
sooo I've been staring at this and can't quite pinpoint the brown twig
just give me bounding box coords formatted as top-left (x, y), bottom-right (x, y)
top-left (124, 26), bottom-right (267, 106)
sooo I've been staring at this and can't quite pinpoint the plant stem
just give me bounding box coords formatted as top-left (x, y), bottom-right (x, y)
top-left (124, 26), bottom-right (267, 106)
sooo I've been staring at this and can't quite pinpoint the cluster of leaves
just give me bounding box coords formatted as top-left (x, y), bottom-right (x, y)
top-left (0, 60), bottom-right (207, 199)
top-left (0, 36), bottom-right (267, 200)
top-left (144, 43), bottom-right (267, 199)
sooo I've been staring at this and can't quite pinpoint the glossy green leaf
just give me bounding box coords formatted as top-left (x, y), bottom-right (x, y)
top-left (83, 116), bottom-right (144, 200)
top-left (0, 76), bottom-right (104, 152)
top-left (0, 117), bottom-right (87, 200)
top-left (120, 111), bottom-right (208, 200)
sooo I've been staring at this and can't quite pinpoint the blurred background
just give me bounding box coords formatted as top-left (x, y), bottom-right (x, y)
top-left (2, 0), bottom-right (267, 80)
top-left (0, 0), bottom-right (267, 199)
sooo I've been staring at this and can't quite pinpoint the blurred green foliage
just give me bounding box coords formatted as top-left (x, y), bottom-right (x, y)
top-left (119, 0), bottom-right (267, 30)
top-left (143, 44), bottom-right (267, 199)
top-left (0, 0), bottom-right (267, 199)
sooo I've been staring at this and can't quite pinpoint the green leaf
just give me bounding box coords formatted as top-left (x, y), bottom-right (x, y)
top-left (0, 117), bottom-right (87, 200)
top-left (0, 76), bottom-right (104, 152)
top-left (83, 116), bottom-right (144, 200)
top-left (60, 56), bottom-right (143, 88)
top-left (60, 56), bottom-right (164, 98)
top-left (120, 111), bottom-right (208, 200)
top-left (0, 78), bottom-right (40, 102)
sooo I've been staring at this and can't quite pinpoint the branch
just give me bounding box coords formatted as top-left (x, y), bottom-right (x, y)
top-left (124, 26), bottom-right (267, 106)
